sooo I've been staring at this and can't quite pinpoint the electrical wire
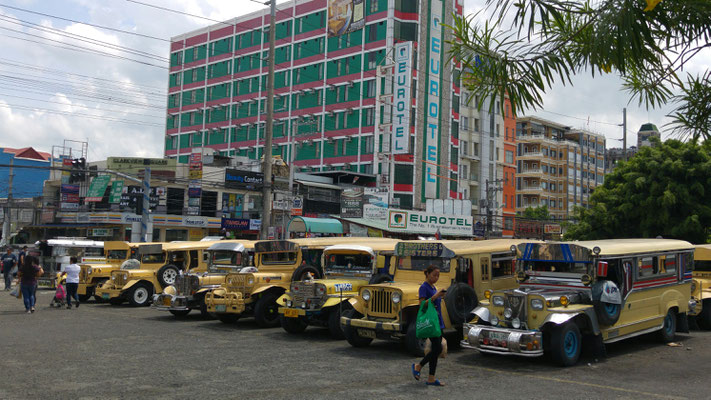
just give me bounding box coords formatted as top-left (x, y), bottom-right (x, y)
top-left (0, 102), bottom-right (164, 127)
top-left (0, 92), bottom-right (163, 119)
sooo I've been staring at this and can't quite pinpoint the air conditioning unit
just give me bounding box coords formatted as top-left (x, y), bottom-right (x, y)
top-left (344, 136), bottom-right (352, 142)
top-left (348, 81), bottom-right (354, 88)
top-left (347, 108), bottom-right (354, 115)
top-left (327, 138), bottom-right (334, 144)
top-left (344, 163), bottom-right (352, 169)
top-left (327, 111), bottom-right (335, 117)
top-left (381, 175), bottom-right (389, 184)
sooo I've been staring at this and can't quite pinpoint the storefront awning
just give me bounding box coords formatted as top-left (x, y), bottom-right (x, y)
top-left (294, 180), bottom-right (342, 190)
top-left (288, 216), bottom-right (343, 234)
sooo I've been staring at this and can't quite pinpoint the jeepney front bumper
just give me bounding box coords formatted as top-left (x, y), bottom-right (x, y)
top-left (152, 294), bottom-right (195, 311)
top-left (95, 285), bottom-right (124, 301)
top-left (205, 291), bottom-right (246, 314)
top-left (340, 316), bottom-right (403, 339)
top-left (461, 323), bottom-right (543, 357)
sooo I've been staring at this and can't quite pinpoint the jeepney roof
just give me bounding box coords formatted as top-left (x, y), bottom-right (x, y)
top-left (254, 237), bottom-right (395, 253)
top-left (694, 244), bottom-right (711, 260)
top-left (208, 240), bottom-right (256, 252)
top-left (395, 239), bottom-right (537, 257)
top-left (521, 239), bottom-right (694, 259)
top-left (324, 244), bottom-right (376, 257)
top-left (144, 241), bottom-right (221, 252)
top-left (103, 241), bottom-right (142, 250)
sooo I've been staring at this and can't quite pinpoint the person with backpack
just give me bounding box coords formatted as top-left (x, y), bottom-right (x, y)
top-left (17, 255), bottom-right (43, 313)
top-left (411, 265), bottom-right (446, 386)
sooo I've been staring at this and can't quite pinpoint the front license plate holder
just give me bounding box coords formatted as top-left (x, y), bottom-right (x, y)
top-left (163, 298), bottom-right (171, 306)
top-left (284, 309), bottom-right (299, 318)
top-left (357, 329), bottom-right (376, 339)
top-left (215, 305), bottom-right (226, 313)
top-left (102, 293), bottom-right (110, 300)
top-left (488, 330), bottom-right (509, 342)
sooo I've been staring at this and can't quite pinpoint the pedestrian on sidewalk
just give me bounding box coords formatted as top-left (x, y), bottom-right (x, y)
top-left (17, 255), bottom-right (43, 313)
top-left (62, 257), bottom-right (81, 309)
top-left (412, 265), bottom-right (446, 386)
top-left (2, 247), bottom-right (17, 291)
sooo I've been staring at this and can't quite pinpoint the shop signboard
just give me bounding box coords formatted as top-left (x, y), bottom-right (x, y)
top-left (91, 228), bottom-right (113, 237)
top-left (85, 175), bottom-right (111, 202)
top-left (386, 209), bottom-right (473, 237)
top-left (340, 188), bottom-right (363, 218)
top-left (249, 219), bottom-right (261, 231)
top-left (221, 218), bottom-right (251, 230)
top-left (327, 0), bottom-right (364, 37)
top-left (423, 0), bottom-right (445, 200)
top-left (61, 158), bottom-right (72, 184)
top-left (544, 224), bottom-right (562, 234)
top-left (291, 196), bottom-right (303, 216)
top-left (188, 153), bottom-right (203, 180)
top-left (106, 157), bottom-right (176, 177)
top-left (225, 169), bottom-right (264, 190)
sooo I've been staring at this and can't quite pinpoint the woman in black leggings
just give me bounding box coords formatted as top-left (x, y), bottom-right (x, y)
top-left (412, 265), bottom-right (446, 386)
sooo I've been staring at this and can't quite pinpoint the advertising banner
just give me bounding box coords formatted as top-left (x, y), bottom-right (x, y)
top-left (392, 41), bottom-right (412, 154)
top-left (225, 169), bottom-right (264, 190)
top-left (221, 218), bottom-right (251, 230)
top-left (386, 209), bottom-right (473, 237)
top-left (327, 0), bottom-right (364, 37)
top-left (340, 188), bottom-right (363, 218)
top-left (291, 196), bottom-right (303, 216)
top-left (85, 175), bottom-right (111, 202)
top-left (108, 181), bottom-right (124, 204)
top-left (91, 228), bottom-right (113, 237)
top-left (188, 153), bottom-right (203, 180)
top-left (61, 158), bottom-right (72, 184)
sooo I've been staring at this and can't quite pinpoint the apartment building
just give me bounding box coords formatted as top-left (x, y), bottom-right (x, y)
top-left (515, 116), bottom-right (606, 219)
top-left (164, 0), bottom-right (466, 210)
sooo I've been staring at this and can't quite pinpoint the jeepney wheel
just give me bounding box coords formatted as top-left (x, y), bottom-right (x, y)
top-left (406, 322), bottom-right (427, 357)
top-left (170, 309), bottom-right (191, 318)
top-left (593, 300), bottom-right (621, 326)
top-left (328, 305), bottom-right (350, 339)
top-left (108, 297), bottom-right (123, 305)
top-left (199, 301), bottom-right (213, 319)
top-left (128, 283), bottom-right (153, 307)
top-left (697, 299), bottom-right (711, 330)
top-left (292, 265), bottom-right (322, 281)
top-left (157, 265), bottom-right (180, 288)
top-left (254, 291), bottom-right (282, 328)
top-left (659, 309), bottom-right (677, 343)
top-left (550, 322), bottom-right (582, 367)
top-left (444, 283), bottom-right (478, 325)
top-left (342, 309), bottom-right (373, 348)
top-left (216, 313), bottom-right (240, 324)
top-left (280, 315), bottom-right (308, 334)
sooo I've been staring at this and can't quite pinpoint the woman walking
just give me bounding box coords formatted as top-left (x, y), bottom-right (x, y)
top-left (412, 265), bottom-right (446, 386)
top-left (17, 255), bottom-right (43, 314)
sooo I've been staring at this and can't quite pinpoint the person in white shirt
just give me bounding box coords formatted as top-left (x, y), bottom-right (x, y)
top-left (62, 256), bottom-right (81, 309)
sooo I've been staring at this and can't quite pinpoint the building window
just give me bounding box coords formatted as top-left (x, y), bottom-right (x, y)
top-left (461, 116), bottom-right (469, 131)
top-left (462, 164), bottom-right (468, 180)
top-left (505, 150), bottom-right (513, 164)
top-left (462, 140), bottom-right (468, 156)
top-left (474, 118), bottom-right (480, 132)
top-left (370, 0), bottom-right (379, 13)
top-left (489, 141), bottom-right (494, 161)
top-left (473, 142), bottom-right (479, 156)
top-left (365, 108), bottom-right (375, 125)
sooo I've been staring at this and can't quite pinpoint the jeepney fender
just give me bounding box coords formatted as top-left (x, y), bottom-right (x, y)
top-left (323, 296), bottom-right (350, 308)
top-left (472, 306), bottom-right (491, 323)
top-left (347, 297), bottom-right (365, 315)
top-left (195, 287), bottom-right (216, 296)
top-left (251, 284), bottom-right (287, 297)
top-left (542, 309), bottom-right (601, 336)
top-left (277, 293), bottom-right (291, 306)
top-left (122, 280), bottom-right (143, 292)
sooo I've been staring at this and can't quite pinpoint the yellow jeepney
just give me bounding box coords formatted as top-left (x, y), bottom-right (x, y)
top-left (153, 240), bottom-right (255, 317)
top-left (341, 239), bottom-right (529, 356)
top-left (462, 239), bottom-right (695, 366)
top-left (95, 241), bottom-right (218, 306)
top-left (691, 244), bottom-right (711, 328)
top-left (205, 237), bottom-right (369, 327)
top-left (277, 239), bottom-right (400, 338)
top-left (76, 241), bottom-right (140, 302)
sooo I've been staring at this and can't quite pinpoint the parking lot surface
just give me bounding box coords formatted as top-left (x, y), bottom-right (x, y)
top-left (0, 289), bottom-right (707, 399)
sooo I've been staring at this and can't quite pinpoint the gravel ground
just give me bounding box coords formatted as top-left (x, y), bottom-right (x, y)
top-left (0, 287), bottom-right (707, 399)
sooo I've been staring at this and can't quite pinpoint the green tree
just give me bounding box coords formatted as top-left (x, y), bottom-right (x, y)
top-left (521, 205), bottom-right (551, 220)
top-left (448, 0), bottom-right (711, 141)
top-left (564, 139), bottom-right (711, 243)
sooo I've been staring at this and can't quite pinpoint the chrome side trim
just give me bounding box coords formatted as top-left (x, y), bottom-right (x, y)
top-left (603, 323), bottom-right (664, 344)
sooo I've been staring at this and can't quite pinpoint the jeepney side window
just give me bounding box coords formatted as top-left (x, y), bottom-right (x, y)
top-left (491, 258), bottom-right (514, 278)
top-left (638, 256), bottom-right (657, 279)
top-left (481, 257), bottom-right (490, 281)
top-left (262, 252), bottom-right (297, 264)
top-left (302, 249), bottom-right (323, 266)
top-left (107, 250), bottom-right (127, 260)
top-left (456, 257), bottom-right (470, 283)
top-left (661, 254), bottom-right (676, 274)
top-left (188, 250), bottom-right (199, 269)
top-left (686, 253), bottom-right (696, 272)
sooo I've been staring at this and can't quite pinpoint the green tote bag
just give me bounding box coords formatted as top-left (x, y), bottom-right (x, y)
top-left (415, 299), bottom-right (442, 339)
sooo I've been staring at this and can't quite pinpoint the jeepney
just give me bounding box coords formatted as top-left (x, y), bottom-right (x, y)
top-left (74, 241), bottom-right (140, 302)
top-left (153, 240), bottom-right (255, 317)
top-left (205, 237), bottom-right (369, 327)
top-left (341, 239), bottom-right (529, 356)
top-left (277, 239), bottom-right (400, 338)
top-left (39, 238), bottom-right (104, 288)
top-left (96, 241), bottom-right (218, 306)
top-left (691, 244), bottom-right (711, 328)
top-left (462, 239), bottom-right (695, 366)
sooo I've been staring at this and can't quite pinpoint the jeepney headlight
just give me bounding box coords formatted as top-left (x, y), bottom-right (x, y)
top-left (484, 290), bottom-right (492, 299)
top-left (490, 315), bottom-right (499, 326)
top-left (492, 296), bottom-right (504, 306)
top-left (362, 289), bottom-right (371, 301)
top-left (531, 299), bottom-right (544, 310)
top-left (301, 302), bottom-right (307, 309)
top-left (247, 277), bottom-right (255, 285)
top-left (392, 292), bottom-right (401, 304)
top-left (87, 267), bottom-right (92, 275)
top-left (316, 284), bottom-right (326, 296)
top-left (286, 300), bottom-right (293, 307)
top-left (111, 275), bottom-right (115, 281)
top-left (504, 308), bottom-right (513, 319)
top-left (512, 318), bottom-right (521, 329)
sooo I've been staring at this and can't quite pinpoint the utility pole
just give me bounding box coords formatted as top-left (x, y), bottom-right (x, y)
top-left (622, 107), bottom-right (627, 161)
top-left (1, 158), bottom-right (13, 246)
top-left (484, 178), bottom-right (506, 238)
top-left (141, 167), bottom-right (151, 242)
top-left (260, 0), bottom-right (276, 240)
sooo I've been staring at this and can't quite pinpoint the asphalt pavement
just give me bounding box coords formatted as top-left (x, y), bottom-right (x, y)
top-left (0, 287), bottom-right (707, 399)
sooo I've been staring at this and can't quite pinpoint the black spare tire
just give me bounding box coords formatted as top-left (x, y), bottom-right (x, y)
top-left (593, 300), bottom-right (621, 326)
top-left (157, 264), bottom-right (180, 288)
top-left (368, 273), bottom-right (391, 284)
top-left (444, 283), bottom-right (478, 325)
top-left (292, 264), bottom-right (322, 281)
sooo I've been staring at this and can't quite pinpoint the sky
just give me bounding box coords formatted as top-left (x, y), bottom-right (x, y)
top-left (0, 0), bottom-right (708, 161)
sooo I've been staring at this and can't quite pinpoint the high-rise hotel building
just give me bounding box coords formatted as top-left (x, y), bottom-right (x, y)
top-left (163, 0), bottom-right (501, 211)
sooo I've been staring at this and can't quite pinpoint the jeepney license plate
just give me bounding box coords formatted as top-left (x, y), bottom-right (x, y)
top-left (488, 331), bottom-right (509, 341)
top-left (215, 305), bottom-right (226, 313)
top-left (102, 293), bottom-right (110, 300)
top-left (162, 297), bottom-right (171, 306)
top-left (284, 309), bottom-right (299, 318)
top-left (358, 329), bottom-right (376, 339)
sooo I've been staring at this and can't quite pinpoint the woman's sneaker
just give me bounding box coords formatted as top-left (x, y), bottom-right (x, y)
top-left (67, 304), bottom-right (72, 309)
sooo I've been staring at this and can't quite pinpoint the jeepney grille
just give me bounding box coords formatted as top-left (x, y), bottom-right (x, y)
top-left (79, 267), bottom-right (89, 283)
top-left (292, 282), bottom-right (324, 309)
top-left (367, 289), bottom-right (395, 317)
top-left (504, 293), bottom-right (527, 324)
top-left (113, 273), bottom-right (128, 288)
top-left (175, 275), bottom-right (198, 296)
top-left (225, 274), bottom-right (249, 295)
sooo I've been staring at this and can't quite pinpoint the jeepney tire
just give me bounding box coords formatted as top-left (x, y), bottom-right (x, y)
top-left (368, 274), bottom-right (391, 284)
top-left (200, 302), bottom-right (213, 319)
top-left (697, 299), bottom-right (711, 330)
top-left (280, 315), bottom-right (308, 334)
top-left (328, 305), bottom-right (350, 339)
top-left (254, 291), bottom-right (282, 328)
top-left (593, 300), bottom-right (621, 326)
top-left (216, 313), bottom-right (240, 324)
top-left (78, 294), bottom-right (92, 302)
top-left (550, 322), bottom-right (582, 367)
top-left (128, 283), bottom-right (153, 307)
top-left (292, 265), bottom-right (322, 281)
top-left (157, 265), bottom-right (180, 288)
top-left (108, 298), bottom-right (123, 305)
top-left (444, 283), bottom-right (478, 325)
top-left (342, 309), bottom-right (373, 348)
top-left (169, 309), bottom-right (191, 318)
top-left (659, 308), bottom-right (677, 343)
top-left (405, 322), bottom-right (427, 357)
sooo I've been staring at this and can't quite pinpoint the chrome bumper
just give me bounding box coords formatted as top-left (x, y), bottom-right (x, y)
top-left (205, 291), bottom-right (246, 314)
top-left (461, 324), bottom-right (543, 357)
top-left (152, 294), bottom-right (193, 311)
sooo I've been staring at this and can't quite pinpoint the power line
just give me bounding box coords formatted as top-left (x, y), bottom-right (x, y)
top-left (0, 3), bottom-right (170, 42)
top-left (0, 92), bottom-right (163, 119)
top-left (125, 0), bottom-right (235, 26)
top-left (0, 102), bottom-right (164, 127)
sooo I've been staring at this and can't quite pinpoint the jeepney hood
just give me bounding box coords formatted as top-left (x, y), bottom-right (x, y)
top-left (83, 264), bottom-right (119, 277)
top-left (120, 269), bottom-right (155, 279)
top-left (199, 273), bottom-right (228, 286)
top-left (362, 281), bottom-right (422, 306)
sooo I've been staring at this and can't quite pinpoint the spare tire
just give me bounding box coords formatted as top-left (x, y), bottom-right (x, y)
top-left (292, 264), bottom-right (322, 281)
top-left (157, 264), bottom-right (180, 288)
top-left (444, 283), bottom-right (478, 325)
top-left (368, 273), bottom-right (391, 284)
top-left (593, 300), bottom-right (621, 326)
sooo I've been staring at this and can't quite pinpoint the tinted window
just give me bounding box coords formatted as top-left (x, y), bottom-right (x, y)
top-left (142, 253), bottom-right (165, 264)
top-left (696, 260), bottom-right (711, 272)
top-left (492, 258), bottom-right (514, 278)
top-left (398, 257), bottom-right (451, 273)
top-left (106, 250), bottom-right (127, 260)
top-left (325, 253), bottom-right (372, 273)
top-left (522, 261), bottom-right (588, 275)
top-left (262, 252), bottom-right (297, 264)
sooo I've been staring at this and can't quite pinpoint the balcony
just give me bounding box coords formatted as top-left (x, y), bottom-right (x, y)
top-left (518, 168), bottom-right (543, 177)
top-left (463, 153), bottom-right (481, 161)
top-left (518, 151), bottom-right (543, 160)
top-left (518, 185), bottom-right (543, 193)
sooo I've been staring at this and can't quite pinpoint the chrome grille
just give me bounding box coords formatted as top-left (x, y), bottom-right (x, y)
top-left (112, 272), bottom-right (128, 288)
top-left (175, 275), bottom-right (198, 296)
top-left (225, 274), bottom-right (249, 295)
top-left (504, 293), bottom-right (527, 323)
top-left (292, 281), bottom-right (315, 305)
top-left (367, 289), bottom-right (394, 317)
top-left (79, 267), bottom-right (89, 283)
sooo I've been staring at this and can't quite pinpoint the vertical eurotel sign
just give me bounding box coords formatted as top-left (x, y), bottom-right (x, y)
top-left (392, 41), bottom-right (412, 154)
top-left (423, 0), bottom-right (444, 200)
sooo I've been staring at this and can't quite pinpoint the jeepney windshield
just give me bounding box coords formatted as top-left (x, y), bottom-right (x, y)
top-left (106, 250), bottom-right (127, 260)
top-left (398, 257), bottom-right (451, 273)
top-left (141, 253), bottom-right (166, 264)
top-left (520, 260), bottom-right (589, 275)
top-left (208, 251), bottom-right (243, 273)
top-left (262, 251), bottom-right (297, 264)
top-left (324, 253), bottom-right (372, 275)
top-left (696, 260), bottom-right (711, 272)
